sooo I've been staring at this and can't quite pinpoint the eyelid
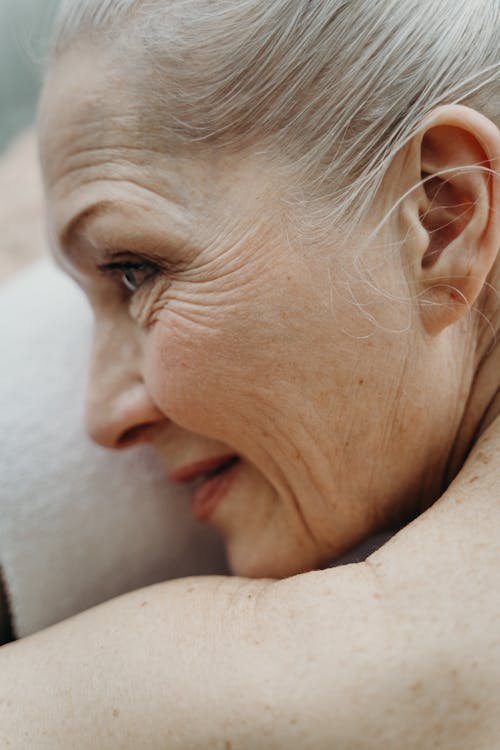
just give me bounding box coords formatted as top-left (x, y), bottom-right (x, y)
top-left (96, 258), bottom-right (158, 274)
top-left (96, 249), bottom-right (188, 275)
top-left (98, 250), bottom-right (159, 270)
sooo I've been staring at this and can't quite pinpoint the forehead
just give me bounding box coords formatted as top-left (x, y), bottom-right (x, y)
top-left (38, 47), bottom-right (288, 260)
top-left (39, 45), bottom-right (142, 186)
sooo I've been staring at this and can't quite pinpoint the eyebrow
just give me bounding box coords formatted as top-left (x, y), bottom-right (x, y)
top-left (59, 201), bottom-right (115, 256)
top-left (58, 199), bottom-right (193, 273)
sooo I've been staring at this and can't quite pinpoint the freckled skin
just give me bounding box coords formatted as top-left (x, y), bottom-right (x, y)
top-left (38, 47), bottom-right (483, 578)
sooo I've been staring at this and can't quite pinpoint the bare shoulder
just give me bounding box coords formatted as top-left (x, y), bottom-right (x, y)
top-left (358, 416), bottom-right (499, 640)
top-left (371, 415), bottom-right (499, 573)
top-left (259, 417), bottom-right (500, 748)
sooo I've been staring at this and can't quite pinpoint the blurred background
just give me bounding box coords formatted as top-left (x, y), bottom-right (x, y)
top-left (0, 0), bottom-right (61, 278)
top-left (0, 0), bottom-right (60, 153)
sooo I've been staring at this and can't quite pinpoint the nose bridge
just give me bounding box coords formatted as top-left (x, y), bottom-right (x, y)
top-left (88, 317), bottom-right (137, 400)
top-left (85, 318), bottom-right (161, 448)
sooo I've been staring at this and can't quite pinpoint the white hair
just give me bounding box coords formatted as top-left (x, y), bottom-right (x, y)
top-left (49, 0), bottom-right (499, 228)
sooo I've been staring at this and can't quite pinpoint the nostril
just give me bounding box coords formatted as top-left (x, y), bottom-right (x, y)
top-left (117, 423), bottom-right (156, 448)
top-left (85, 383), bottom-right (166, 450)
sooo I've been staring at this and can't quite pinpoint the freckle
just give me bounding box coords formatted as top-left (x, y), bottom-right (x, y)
top-left (358, 378), bottom-right (364, 385)
top-left (186, 587), bottom-right (194, 593)
top-left (112, 708), bottom-right (120, 718)
top-left (475, 451), bottom-right (490, 465)
top-left (225, 741), bottom-right (233, 750)
top-left (289, 718), bottom-right (298, 725)
top-left (469, 475), bottom-right (479, 483)
top-left (140, 601), bottom-right (149, 608)
top-left (411, 681), bottom-right (423, 693)
top-left (247, 593), bottom-right (253, 599)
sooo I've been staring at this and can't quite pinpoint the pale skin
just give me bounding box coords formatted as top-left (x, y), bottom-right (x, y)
top-left (1, 46), bottom-right (499, 748)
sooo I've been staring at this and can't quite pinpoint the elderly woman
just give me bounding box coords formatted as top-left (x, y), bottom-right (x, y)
top-left (1, 0), bottom-right (499, 747)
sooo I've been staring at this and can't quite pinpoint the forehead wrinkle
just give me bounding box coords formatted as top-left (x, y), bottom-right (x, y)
top-left (40, 83), bottom-right (155, 188)
top-left (43, 115), bottom-right (171, 180)
top-left (42, 107), bottom-right (192, 205)
top-left (51, 148), bottom-right (166, 190)
top-left (51, 153), bottom-right (194, 248)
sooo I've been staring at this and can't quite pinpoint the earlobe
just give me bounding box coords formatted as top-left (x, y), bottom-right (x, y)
top-left (401, 106), bottom-right (500, 336)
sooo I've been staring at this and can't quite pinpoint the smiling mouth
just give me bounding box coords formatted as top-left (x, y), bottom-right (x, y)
top-left (169, 454), bottom-right (240, 484)
top-left (169, 454), bottom-right (241, 521)
top-left (194, 455), bottom-right (239, 484)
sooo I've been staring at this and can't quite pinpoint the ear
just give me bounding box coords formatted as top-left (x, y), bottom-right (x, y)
top-left (399, 105), bottom-right (500, 336)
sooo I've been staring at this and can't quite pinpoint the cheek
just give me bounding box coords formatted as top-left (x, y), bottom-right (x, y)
top-left (143, 276), bottom-right (328, 431)
top-left (141, 258), bottom-right (344, 439)
top-left (143, 304), bottom-right (257, 437)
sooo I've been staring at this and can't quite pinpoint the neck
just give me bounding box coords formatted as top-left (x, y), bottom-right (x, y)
top-left (445, 261), bottom-right (500, 482)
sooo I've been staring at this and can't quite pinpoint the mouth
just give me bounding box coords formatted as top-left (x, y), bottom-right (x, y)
top-left (169, 454), bottom-right (241, 521)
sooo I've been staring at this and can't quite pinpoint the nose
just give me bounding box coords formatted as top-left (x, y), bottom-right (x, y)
top-left (85, 325), bottom-right (166, 450)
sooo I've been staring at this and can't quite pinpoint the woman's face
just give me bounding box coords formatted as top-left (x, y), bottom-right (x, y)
top-left (39, 51), bottom-right (457, 577)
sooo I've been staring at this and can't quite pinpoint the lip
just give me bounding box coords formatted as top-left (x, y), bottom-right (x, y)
top-left (168, 454), bottom-right (238, 483)
top-left (168, 453), bottom-right (241, 522)
top-left (189, 459), bottom-right (240, 521)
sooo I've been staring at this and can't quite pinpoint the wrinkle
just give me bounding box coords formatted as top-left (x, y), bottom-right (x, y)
top-left (155, 300), bottom-right (223, 336)
top-left (245, 397), bottom-right (333, 552)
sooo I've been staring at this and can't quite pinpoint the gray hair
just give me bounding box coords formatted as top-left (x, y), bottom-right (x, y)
top-left (49, 0), bottom-right (500, 229)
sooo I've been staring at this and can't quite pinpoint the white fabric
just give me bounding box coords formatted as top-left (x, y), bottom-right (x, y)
top-left (0, 260), bottom-right (226, 638)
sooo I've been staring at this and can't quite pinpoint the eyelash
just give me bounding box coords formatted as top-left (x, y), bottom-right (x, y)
top-left (97, 259), bottom-right (160, 294)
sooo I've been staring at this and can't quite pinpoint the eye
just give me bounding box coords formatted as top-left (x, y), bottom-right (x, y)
top-left (121, 263), bottom-right (153, 292)
top-left (97, 259), bottom-right (159, 294)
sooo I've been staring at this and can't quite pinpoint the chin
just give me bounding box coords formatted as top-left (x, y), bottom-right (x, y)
top-left (226, 538), bottom-right (320, 580)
